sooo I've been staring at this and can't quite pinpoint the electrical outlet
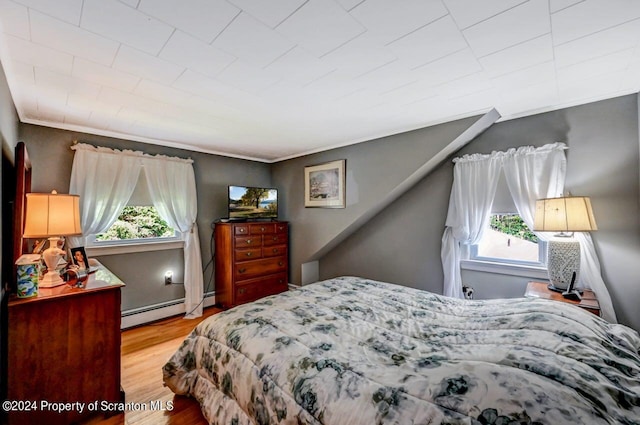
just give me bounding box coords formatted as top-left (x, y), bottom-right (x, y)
top-left (164, 271), bottom-right (173, 285)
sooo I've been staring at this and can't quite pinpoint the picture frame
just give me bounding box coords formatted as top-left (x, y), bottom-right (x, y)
top-left (304, 159), bottom-right (346, 208)
top-left (32, 239), bottom-right (47, 254)
top-left (70, 246), bottom-right (89, 271)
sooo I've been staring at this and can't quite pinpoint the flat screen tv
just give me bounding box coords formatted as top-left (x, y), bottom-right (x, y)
top-left (228, 185), bottom-right (278, 220)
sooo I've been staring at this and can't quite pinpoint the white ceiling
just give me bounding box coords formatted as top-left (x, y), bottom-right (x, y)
top-left (1, 0), bottom-right (640, 162)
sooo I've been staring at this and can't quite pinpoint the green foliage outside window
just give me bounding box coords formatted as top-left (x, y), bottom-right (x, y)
top-left (95, 206), bottom-right (175, 241)
top-left (490, 214), bottom-right (538, 243)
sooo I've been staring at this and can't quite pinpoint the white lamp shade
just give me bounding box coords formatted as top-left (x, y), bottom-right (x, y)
top-left (23, 192), bottom-right (82, 238)
top-left (533, 196), bottom-right (597, 232)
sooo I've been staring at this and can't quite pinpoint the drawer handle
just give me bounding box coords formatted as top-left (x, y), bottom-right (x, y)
top-left (272, 248), bottom-right (279, 253)
top-left (278, 261), bottom-right (284, 266)
top-left (239, 228), bottom-right (245, 233)
top-left (272, 236), bottom-right (278, 241)
top-left (261, 226), bottom-right (266, 231)
top-left (246, 252), bottom-right (252, 257)
top-left (279, 279), bottom-right (284, 283)
top-left (246, 239), bottom-right (252, 244)
top-left (239, 288), bottom-right (246, 294)
top-left (239, 268), bottom-right (246, 274)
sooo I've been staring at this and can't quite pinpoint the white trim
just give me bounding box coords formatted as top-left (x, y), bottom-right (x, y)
top-left (461, 259), bottom-right (548, 279)
top-left (121, 291), bottom-right (216, 329)
top-left (86, 240), bottom-right (184, 256)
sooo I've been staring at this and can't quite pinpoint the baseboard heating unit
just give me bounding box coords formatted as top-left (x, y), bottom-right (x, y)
top-left (121, 291), bottom-right (216, 329)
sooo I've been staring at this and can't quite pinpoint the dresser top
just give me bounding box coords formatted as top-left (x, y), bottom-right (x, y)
top-left (10, 259), bottom-right (125, 306)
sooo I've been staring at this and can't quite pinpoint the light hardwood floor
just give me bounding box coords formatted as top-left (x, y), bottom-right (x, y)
top-left (83, 307), bottom-right (222, 425)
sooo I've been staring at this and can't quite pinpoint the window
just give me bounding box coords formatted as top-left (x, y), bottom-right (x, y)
top-left (471, 214), bottom-right (545, 266)
top-left (467, 172), bottom-right (546, 270)
top-left (87, 168), bottom-right (181, 252)
top-left (94, 206), bottom-right (176, 242)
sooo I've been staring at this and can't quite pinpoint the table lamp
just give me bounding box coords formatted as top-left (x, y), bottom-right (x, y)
top-left (533, 196), bottom-right (597, 292)
top-left (22, 190), bottom-right (82, 287)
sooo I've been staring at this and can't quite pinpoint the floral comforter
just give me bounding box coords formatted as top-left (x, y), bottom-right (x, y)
top-left (163, 276), bottom-right (640, 424)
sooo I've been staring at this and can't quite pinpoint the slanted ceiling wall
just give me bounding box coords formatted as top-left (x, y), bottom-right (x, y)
top-left (272, 113), bottom-right (490, 285)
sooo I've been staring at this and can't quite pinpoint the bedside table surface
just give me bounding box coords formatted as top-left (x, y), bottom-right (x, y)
top-left (525, 281), bottom-right (600, 315)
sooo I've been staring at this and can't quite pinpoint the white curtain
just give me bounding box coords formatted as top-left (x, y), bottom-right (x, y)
top-left (501, 142), bottom-right (616, 322)
top-left (442, 142), bottom-right (617, 323)
top-left (69, 143), bottom-right (204, 318)
top-left (441, 153), bottom-right (503, 298)
top-left (573, 232), bottom-right (617, 322)
top-left (142, 157), bottom-right (204, 318)
top-left (501, 143), bottom-right (566, 249)
top-left (68, 144), bottom-right (141, 247)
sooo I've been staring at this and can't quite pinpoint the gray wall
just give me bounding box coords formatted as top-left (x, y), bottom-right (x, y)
top-left (19, 124), bottom-right (272, 311)
top-left (285, 95), bottom-right (640, 332)
top-left (271, 115), bottom-right (481, 284)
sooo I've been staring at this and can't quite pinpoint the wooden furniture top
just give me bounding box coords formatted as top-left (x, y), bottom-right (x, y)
top-left (525, 281), bottom-right (600, 316)
top-left (9, 259), bottom-right (125, 306)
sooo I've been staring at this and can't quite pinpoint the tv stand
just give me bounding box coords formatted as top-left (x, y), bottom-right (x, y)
top-left (214, 221), bottom-right (288, 308)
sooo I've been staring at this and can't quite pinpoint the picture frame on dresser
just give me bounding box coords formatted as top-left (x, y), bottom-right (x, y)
top-left (304, 159), bottom-right (345, 208)
top-left (70, 246), bottom-right (89, 270)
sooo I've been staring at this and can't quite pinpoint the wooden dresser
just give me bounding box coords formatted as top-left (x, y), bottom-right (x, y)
top-left (7, 261), bottom-right (125, 425)
top-left (215, 221), bottom-right (288, 308)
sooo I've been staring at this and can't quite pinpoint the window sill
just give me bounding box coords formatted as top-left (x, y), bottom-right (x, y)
top-left (460, 259), bottom-right (548, 280)
top-left (86, 240), bottom-right (184, 256)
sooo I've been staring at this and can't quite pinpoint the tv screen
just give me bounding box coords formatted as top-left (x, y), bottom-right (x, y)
top-left (228, 186), bottom-right (278, 219)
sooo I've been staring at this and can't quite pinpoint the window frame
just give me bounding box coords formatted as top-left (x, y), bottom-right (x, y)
top-left (462, 213), bottom-right (548, 279)
top-left (85, 205), bottom-right (184, 256)
top-left (86, 233), bottom-right (184, 256)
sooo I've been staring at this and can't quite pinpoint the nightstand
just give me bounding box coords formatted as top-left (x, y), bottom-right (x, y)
top-left (525, 281), bottom-right (601, 316)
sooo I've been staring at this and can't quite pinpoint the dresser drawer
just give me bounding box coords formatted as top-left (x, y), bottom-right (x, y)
top-left (250, 223), bottom-right (275, 234)
top-left (235, 247), bottom-right (262, 261)
top-left (234, 224), bottom-right (250, 235)
top-left (263, 245), bottom-right (287, 258)
top-left (235, 235), bottom-right (260, 248)
top-left (235, 256), bottom-right (287, 281)
top-left (263, 232), bottom-right (287, 246)
top-left (235, 273), bottom-right (288, 304)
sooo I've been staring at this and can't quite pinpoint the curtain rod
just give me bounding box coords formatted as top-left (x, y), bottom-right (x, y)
top-left (70, 141), bottom-right (194, 164)
top-left (453, 142), bottom-right (567, 163)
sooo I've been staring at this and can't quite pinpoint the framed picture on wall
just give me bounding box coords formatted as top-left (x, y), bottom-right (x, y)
top-left (304, 159), bottom-right (346, 208)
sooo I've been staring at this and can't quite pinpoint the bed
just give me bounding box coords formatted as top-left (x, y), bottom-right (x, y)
top-left (163, 276), bottom-right (640, 424)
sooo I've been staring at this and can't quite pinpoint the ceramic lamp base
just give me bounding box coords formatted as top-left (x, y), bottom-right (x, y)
top-left (39, 270), bottom-right (65, 288)
top-left (40, 236), bottom-right (66, 288)
top-left (547, 237), bottom-right (580, 291)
